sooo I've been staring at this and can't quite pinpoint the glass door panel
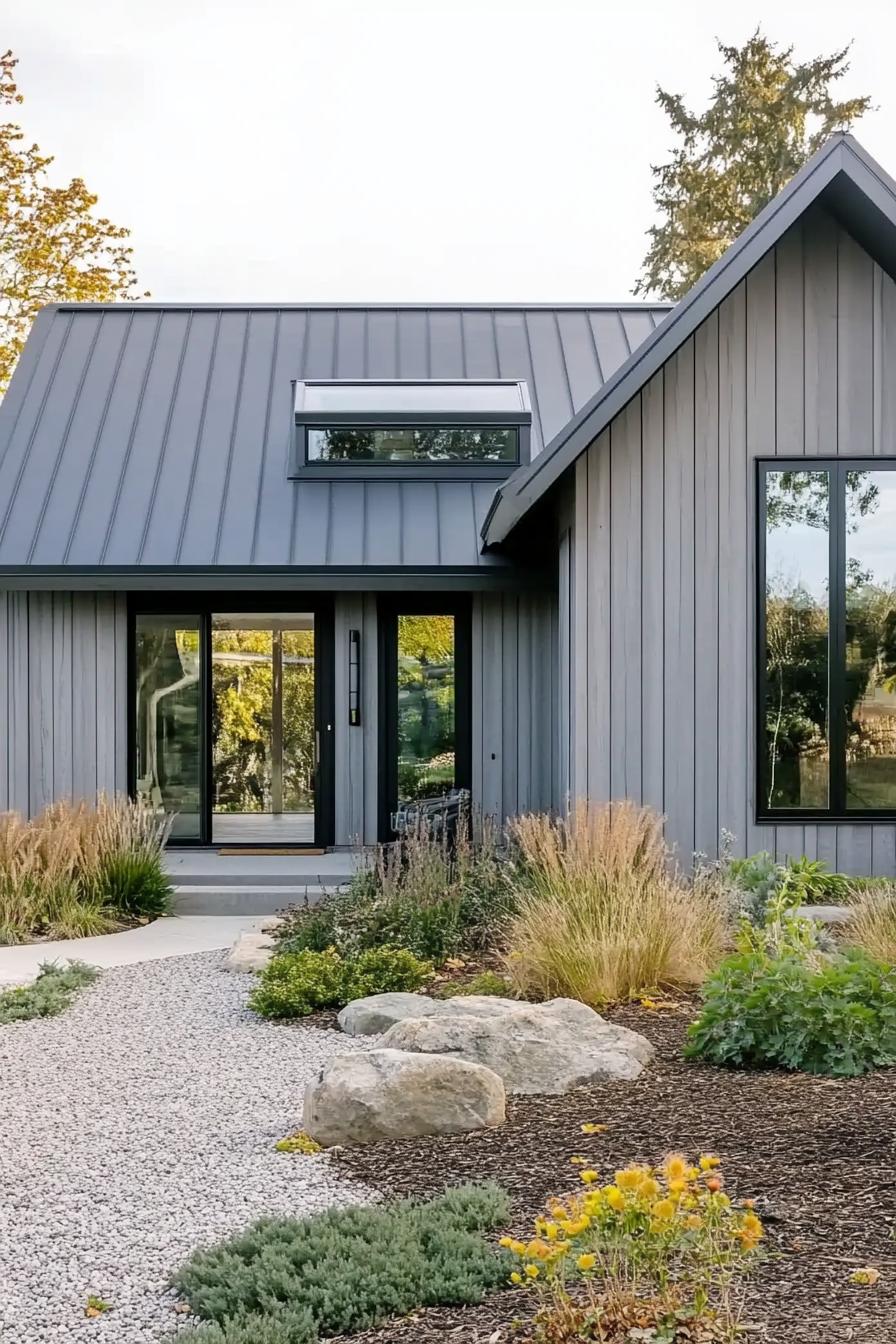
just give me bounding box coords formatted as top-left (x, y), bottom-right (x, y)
top-left (397, 614), bottom-right (457, 805)
top-left (211, 614), bottom-right (316, 844)
top-left (134, 616), bottom-right (203, 841)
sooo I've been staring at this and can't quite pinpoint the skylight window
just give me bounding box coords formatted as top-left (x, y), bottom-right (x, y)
top-left (291, 380), bottom-right (530, 478)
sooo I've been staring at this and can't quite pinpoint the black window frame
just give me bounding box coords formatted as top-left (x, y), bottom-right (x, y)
top-left (290, 379), bottom-right (531, 481)
top-left (757, 456), bottom-right (896, 823)
top-left (377, 595), bottom-right (472, 841)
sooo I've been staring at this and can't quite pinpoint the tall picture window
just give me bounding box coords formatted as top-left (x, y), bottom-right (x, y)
top-left (760, 462), bottom-right (896, 817)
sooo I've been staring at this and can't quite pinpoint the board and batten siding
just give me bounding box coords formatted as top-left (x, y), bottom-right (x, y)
top-left (565, 205), bottom-right (896, 876)
top-left (0, 591), bottom-right (128, 816)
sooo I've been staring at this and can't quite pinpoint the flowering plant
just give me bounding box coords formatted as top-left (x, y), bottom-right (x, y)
top-left (503, 1155), bottom-right (761, 1341)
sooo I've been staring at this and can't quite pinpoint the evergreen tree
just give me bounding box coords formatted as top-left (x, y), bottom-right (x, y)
top-left (636, 31), bottom-right (871, 300)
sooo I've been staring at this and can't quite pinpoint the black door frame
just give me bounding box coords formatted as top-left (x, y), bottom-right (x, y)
top-left (377, 595), bottom-right (472, 841)
top-left (128, 592), bottom-right (335, 848)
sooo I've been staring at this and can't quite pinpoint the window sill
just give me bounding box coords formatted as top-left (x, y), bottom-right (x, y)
top-left (756, 813), bottom-right (896, 825)
top-left (287, 462), bottom-right (518, 482)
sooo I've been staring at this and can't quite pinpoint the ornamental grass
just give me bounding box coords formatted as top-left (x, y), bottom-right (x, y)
top-left (504, 802), bottom-right (728, 1006)
top-left (847, 882), bottom-right (896, 966)
top-left (0, 794), bottom-right (173, 943)
top-left (506, 1154), bottom-right (762, 1342)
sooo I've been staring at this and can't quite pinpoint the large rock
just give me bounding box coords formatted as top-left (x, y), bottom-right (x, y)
top-left (223, 931), bottom-right (275, 972)
top-left (337, 992), bottom-right (442, 1036)
top-left (337, 990), bottom-right (538, 1035)
top-left (303, 1048), bottom-right (506, 1146)
top-left (380, 1000), bottom-right (653, 1096)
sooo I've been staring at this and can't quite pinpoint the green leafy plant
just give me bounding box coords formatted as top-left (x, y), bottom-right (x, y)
top-left (439, 970), bottom-right (513, 998)
top-left (274, 1130), bottom-right (321, 1155)
top-left (84, 1295), bottom-right (112, 1317)
top-left (274, 814), bottom-right (512, 967)
top-left (729, 851), bottom-right (849, 925)
top-left (686, 947), bottom-right (896, 1076)
top-left (172, 1184), bottom-right (510, 1343)
top-left (341, 944), bottom-right (432, 999)
top-left (0, 960), bottom-right (98, 1024)
top-left (248, 945), bottom-right (431, 1019)
top-left (248, 949), bottom-right (345, 1019)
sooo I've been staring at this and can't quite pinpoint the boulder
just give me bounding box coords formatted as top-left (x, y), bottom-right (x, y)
top-left (380, 1001), bottom-right (653, 1096)
top-left (337, 992), bottom-right (442, 1036)
top-left (223, 931), bottom-right (275, 972)
top-left (303, 1048), bottom-right (506, 1146)
top-left (337, 989), bottom-right (606, 1036)
top-left (258, 915), bottom-right (286, 934)
top-left (801, 903), bottom-right (853, 926)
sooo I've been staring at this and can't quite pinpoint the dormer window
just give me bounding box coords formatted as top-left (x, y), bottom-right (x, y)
top-left (291, 379), bottom-right (531, 479)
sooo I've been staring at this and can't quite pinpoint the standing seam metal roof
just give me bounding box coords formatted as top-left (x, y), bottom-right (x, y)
top-left (0, 303), bottom-right (669, 573)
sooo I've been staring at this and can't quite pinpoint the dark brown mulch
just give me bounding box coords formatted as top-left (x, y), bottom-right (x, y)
top-left (332, 999), bottom-right (896, 1344)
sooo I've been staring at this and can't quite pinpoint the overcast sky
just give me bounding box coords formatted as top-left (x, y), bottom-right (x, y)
top-left (4, 0), bottom-right (895, 302)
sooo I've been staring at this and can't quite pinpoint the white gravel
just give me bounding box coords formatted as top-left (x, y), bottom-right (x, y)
top-left (0, 951), bottom-right (373, 1343)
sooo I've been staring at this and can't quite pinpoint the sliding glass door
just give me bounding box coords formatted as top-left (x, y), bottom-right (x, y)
top-left (211, 614), bottom-right (316, 845)
top-left (131, 602), bottom-right (333, 846)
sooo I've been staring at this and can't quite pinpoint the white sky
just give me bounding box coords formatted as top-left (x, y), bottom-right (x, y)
top-left (4, 0), bottom-right (896, 302)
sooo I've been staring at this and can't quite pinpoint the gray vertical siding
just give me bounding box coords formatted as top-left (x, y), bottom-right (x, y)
top-left (566, 206), bottom-right (896, 876)
top-left (0, 591), bottom-right (128, 815)
top-left (472, 590), bottom-right (558, 825)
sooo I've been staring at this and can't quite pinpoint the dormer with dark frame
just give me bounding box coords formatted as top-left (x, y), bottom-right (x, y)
top-left (289, 378), bottom-right (532, 480)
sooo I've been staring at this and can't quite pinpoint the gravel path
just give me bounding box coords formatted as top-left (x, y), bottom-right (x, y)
top-left (0, 951), bottom-right (373, 1343)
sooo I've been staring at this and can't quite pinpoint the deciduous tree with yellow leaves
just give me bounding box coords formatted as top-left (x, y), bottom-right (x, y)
top-left (0, 49), bottom-right (146, 395)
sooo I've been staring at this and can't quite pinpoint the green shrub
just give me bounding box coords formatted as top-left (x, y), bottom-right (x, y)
top-left (341, 944), bottom-right (431, 998)
top-left (274, 816), bottom-right (512, 967)
top-left (248, 949), bottom-right (345, 1019)
top-left (0, 960), bottom-right (98, 1024)
top-left (249, 945), bottom-right (431, 1018)
top-left (686, 946), bottom-right (896, 1076)
top-left (439, 970), bottom-right (513, 998)
top-left (172, 1184), bottom-right (510, 1343)
top-left (729, 851), bottom-right (850, 924)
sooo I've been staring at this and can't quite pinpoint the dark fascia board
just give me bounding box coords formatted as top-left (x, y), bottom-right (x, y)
top-left (483, 133), bottom-right (896, 547)
top-left (47, 301), bottom-right (675, 313)
top-left (0, 565), bottom-right (554, 594)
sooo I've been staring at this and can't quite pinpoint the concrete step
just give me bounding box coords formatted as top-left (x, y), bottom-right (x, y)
top-left (173, 886), bottom-right (333, 916)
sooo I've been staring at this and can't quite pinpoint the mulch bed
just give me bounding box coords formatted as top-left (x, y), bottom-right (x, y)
top-left (331, 999), bottom-right (896, 1344)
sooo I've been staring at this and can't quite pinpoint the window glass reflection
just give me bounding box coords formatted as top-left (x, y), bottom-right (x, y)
top-left (307, 426), bottom-right (517, 463)
top-left (397, 615), bottom-right (456, 804)
top-left (845, 471), bottom-right (896, 809)
top-left (763, 471), bottom-right (830, 809)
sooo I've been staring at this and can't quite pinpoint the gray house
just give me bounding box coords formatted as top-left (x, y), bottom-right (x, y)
top-left (3, 132), bottom-right (896, 874)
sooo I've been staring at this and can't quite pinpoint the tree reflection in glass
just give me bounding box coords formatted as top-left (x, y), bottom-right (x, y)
top-left (396, 615), bottom-right (456, 803)
top-left (764, 471), bottom-right (830, 809)
top-left (845, 471), bottom-right (896, 809)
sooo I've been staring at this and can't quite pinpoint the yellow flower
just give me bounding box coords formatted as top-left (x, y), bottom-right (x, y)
top-left (576, 1253), bottom-right (597, 1271)
top-left (570, 1155), bottom-right (586, 1166)
top-left (510, 1271), bottom-right (522, 1285)
top-left (742, 1213), bottom-right (764, 1240)
top-left (544, 1221), bottom-right (559, 1241)
top-left (524, 1263), bottom-right (540, 1279)
top-left (580, 1169), bottom-right (599, 1185)
top-left (685, 1214), bottom-right (703, 1230)
top-left (638, 1177), bottom-right (660, 1200)
top-left (664, 1153), bottom-right (689, 1182)
top-left (499, 1236), bottom-right (513, 1249)
top-left (640, 997), bottom-right (658, 1010)
top-left (616, 1168), bottom-right (643, 1191)
top-left (651, 1199), bottom-right (676, 1221)
top-left (604, 1185), bottom-right (626, 1212)
top-left (581, 1122), bottom-right (608, 1134)
top-left (699, 1154), bottom-right (721, 1172)
top-left (850, 1267), bottom-right (880, 1286)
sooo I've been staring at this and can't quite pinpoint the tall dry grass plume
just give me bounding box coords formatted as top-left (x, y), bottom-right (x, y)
top-left (504, 801), bottom-right (728, 1005)
top-left (0, 794), bottom-right (173, 943)
top-left (847, 884), bottom-right (896, 965)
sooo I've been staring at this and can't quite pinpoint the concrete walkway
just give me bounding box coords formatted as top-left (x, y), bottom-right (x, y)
top-left (0, 915), bottom-right (262, 988)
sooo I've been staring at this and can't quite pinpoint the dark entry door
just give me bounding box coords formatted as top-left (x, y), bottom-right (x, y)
top-left (377, 598), bottom-right (472, 838)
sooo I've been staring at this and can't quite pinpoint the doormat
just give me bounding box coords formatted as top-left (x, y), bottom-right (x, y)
top-left (217, 848), bottom-right (327, 857)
